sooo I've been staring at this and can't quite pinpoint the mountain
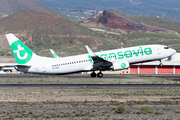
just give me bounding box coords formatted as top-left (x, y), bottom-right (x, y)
top-left (40, 0), bottom-right (180, 20)
top-left (80, 10), bottom-right (178, 35)
top-left (0, 0), bottom-right (63, 18)
top-left (0, 10), bottom-right (120, 56)
top-left (1, 10), bottom-right (180, 57)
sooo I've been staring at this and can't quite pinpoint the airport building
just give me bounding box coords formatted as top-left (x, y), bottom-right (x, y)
top-left (128, 53), bottom-right (180, 75)
top-left (130, 61), bottom-right (180, 75)
top-left (0, 63), bottom-right (17, 74)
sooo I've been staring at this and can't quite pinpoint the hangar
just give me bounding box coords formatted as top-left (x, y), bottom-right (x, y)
top-left (130, 53), bottom-right (180, 75)
top-left (130, 61), bottom-right (180, 75)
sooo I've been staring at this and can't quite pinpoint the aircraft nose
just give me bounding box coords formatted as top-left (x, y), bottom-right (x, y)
top-left (171, 48), bottom-right (176, 54)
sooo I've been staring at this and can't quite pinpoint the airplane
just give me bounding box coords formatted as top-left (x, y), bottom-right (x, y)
top-left (6, 33), bottom-right (176, 78)
top-left (50, 49), bottom-right (59, 58)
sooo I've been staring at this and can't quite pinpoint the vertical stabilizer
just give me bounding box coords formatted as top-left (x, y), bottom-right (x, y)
top-left (6, 33), bottom-right (36, 64)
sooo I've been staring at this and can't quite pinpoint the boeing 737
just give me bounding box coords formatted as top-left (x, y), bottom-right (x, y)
top-left (6, 33), bottom-right (176, 78)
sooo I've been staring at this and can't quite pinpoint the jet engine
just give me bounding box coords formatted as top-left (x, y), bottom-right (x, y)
top-left (111, 60), bottom-right (129, 71)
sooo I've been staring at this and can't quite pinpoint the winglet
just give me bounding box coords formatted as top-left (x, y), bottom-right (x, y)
top-left (85, 45), bottom-right (96, 57)
top-left (50, 49), bottom-right (59, 58)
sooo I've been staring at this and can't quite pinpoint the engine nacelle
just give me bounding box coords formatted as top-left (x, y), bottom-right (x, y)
top-left (111, 60), bottom-right (129, 71)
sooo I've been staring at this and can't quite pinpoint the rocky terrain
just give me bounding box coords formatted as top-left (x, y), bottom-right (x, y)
top-left (0, 10), bottom-right (121, 53)
top-left (80, 10), bottom-right (178, 35)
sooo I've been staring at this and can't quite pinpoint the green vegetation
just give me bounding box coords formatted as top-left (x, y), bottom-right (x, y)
top-left (115, 104), bottom-right (126, 114)
top-left (109, 11), bottom-right (180, 52)
top-left (0, 48), bottom-right (12, 56)
top-left (140, 106), bottom-right (154, 114)
top-left (118, 12), bottom-right (180, 34)
top-left (114, 31), bottom-right (180, 52)
top-left (0, 10), bottom-right (121, 56)
top-left (2, 9), bottom-right (180, 56)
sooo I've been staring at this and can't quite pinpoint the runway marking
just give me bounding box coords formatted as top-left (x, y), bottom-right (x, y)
top-left (0, 107), bottom-right (179, 111)
top-left (0, 84), bottom-right (179, 88)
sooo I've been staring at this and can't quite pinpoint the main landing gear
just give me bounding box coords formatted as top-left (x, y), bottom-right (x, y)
top-left (90, 71), bottom-right (103, 78)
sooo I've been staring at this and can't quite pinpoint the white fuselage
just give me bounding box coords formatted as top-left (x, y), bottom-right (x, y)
top-left (20, 44), bottom-right (176, 74)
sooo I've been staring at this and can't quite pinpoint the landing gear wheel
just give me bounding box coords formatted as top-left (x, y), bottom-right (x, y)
top-left (97, 72), bottom-right (103, 78)
top-left (159, 60), bottom-right (163, 66)
top-left (91, 72), bottom-right (96, 78)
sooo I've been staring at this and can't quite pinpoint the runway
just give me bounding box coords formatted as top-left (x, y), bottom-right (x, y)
top-left (1, 73), bottom-right (180, 79)
top-left (0, 84), bottom-right (179, 88)
top-left (0, 107), bottom-right (179, 111)
top-left (0, 74), bottom-right (180, 87)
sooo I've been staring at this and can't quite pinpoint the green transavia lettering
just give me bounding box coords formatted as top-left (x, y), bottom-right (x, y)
top-left (88, 47), bottom-right (152, 63)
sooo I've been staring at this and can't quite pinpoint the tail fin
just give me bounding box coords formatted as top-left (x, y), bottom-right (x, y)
top-left (50, 49), bottom-right (59, 58)
top-left (6, 33), bottom-right (35, 64)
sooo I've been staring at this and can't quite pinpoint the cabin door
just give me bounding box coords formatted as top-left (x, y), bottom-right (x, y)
top-left (157, 47), bottom-right (161, 55)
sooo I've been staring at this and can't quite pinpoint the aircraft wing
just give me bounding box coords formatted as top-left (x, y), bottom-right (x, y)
top-left (85, 45), bottom-right (112, 70)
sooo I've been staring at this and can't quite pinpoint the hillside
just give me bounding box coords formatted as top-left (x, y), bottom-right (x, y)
top-left (1, 10), bottom-right (180, 57)
top-left (79, 10), bottom-right (180, 52)
top-left (40, 0), bottom-right (180, 20)
top-left (118, 12), bottom-right (180, 34)
top-left (80, 10), bottom-right (178, 35)
top-left (0, 0), bottom-right (63, 18)
top-left (0, 10), bottom-right (121, 56)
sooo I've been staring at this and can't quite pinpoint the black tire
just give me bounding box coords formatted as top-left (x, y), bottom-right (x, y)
top-left (91, 72), bottom-right (96, 78)
top-left (97, 72), bottom-right (103, 78)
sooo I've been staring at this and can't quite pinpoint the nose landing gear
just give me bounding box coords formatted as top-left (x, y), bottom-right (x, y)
top-left (90, 71), bottom-right (103, 78)
top-left (159, 60), bottom-right (163, 66)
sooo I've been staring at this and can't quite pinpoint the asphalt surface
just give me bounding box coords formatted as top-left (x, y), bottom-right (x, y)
top-left (0, 84), bottom-right (179, 88)
top-left (0, 74), bottom-right (180, 88)
top-left (0, 107), bottom-right (179, 111)
top-left (1, 73), bottom-right (180, 79)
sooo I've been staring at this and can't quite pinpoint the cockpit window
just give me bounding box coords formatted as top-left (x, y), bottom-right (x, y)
top-left (164, 47), bottom-right (169, 49)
